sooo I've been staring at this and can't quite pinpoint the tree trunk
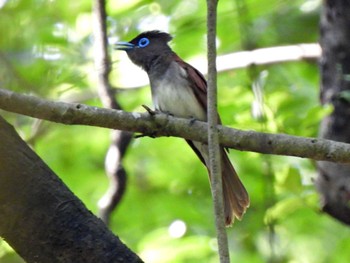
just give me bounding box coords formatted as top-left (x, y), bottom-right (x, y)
top-left (0, 116), bottom-right (143, 262)
top-left (317, 0), bottom-right (350, 225)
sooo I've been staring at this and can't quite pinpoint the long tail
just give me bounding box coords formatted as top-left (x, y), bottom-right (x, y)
top-left (187, 140), bottom-right (250, 226)
top-left (220, 148), bottom-right (249, 225)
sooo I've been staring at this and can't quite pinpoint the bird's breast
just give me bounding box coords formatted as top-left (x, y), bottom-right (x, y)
top-left (150, 62), bottom-right (206, 121)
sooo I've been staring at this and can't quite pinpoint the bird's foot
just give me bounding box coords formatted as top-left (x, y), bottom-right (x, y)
top-left (142, 104), bottom-right (158, 116)
top-left (189, 116), bottom-right (197, 125)
top-left (164, 111), bottom-right (174, 118)
top-left (135, 133), bottom-right (156, 139)
top-left (136, 104), bottom-right (158, 138)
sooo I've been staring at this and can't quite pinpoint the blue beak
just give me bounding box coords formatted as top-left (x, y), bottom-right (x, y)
top-left (115, 42), bottom-right (135, 50)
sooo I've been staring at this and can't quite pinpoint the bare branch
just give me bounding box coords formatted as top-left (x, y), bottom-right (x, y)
top-left (92, 0), bottom-right (132, 225)
top-left (1, 88), bottom-right (350, 163)
top-left (207, 0), bottom-right (230, 262)
top-left (214, 43), bottom-right (321, 72)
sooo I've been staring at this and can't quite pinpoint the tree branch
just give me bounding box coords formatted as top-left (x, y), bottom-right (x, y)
top-left (316, 0), bottom-right (350, 225)
top-left (0, 115), bottom-right (143, 263)
top-left (1, 88), bottom-right (350, 163)
top-left (92, 0), bottom-right (132, 225)
top-left (214, 43), bottom-right (321, 72)
top-left (207, 0), bottom-right (230, 262)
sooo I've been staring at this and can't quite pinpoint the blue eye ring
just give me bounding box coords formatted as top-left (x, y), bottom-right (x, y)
top-left (138, 37), bottom-right (150, 48)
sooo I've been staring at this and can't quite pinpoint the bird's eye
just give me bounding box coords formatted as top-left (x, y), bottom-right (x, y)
top-left (138, 37), bottom-right (150, 48)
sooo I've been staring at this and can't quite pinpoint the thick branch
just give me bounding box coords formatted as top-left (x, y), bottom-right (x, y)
top-left (0, 116), bottom-right (142, 263)
top-left (1, 88), bottom-right (350, 163)
top-left (316, 0), bottom-right (350, 225)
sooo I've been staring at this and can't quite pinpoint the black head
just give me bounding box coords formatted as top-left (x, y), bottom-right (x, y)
top-left (115, 31), bottom-right (173, 71)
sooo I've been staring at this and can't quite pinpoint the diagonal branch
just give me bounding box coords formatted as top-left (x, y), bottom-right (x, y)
top-left (0, 115), bottom-right (143, 263)
top-left (1, 87), bottom-right (350, 163)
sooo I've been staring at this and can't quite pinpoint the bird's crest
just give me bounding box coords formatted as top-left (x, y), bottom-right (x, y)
top-left (131, 30), bottom-right (172, 44)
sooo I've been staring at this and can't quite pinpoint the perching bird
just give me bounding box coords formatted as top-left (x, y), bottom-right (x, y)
top-left (115, 31), bottom-right (249, 225)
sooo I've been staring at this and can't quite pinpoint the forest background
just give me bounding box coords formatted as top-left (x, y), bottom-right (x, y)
top-left (1, 0), bottom-right (349, 262)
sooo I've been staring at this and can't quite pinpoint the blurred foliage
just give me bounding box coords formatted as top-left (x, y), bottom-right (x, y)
top-left (1, 0), bottom-right (349, 262)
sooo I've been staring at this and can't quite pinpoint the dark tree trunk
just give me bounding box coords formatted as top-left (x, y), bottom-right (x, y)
top-left (0, 116), bottom-right (143, 263)
top-left (317, 0), bottom-right (350, 225)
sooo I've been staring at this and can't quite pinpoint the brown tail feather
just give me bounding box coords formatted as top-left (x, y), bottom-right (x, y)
top-left (186, 140), bottom-right (249, 226)
top-left (221, 148), bottom-right (249, 225)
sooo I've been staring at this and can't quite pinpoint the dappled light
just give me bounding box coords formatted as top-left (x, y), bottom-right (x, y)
top-left (1, 0), bottom-right (350, 262)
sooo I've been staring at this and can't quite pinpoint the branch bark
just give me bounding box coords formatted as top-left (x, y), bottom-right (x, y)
top-left (206, 0), bottom-right (230, 262)
top-left (1, 88), bottom-right (350, 163)
top-left (92, 0), bottom-right (132, 225)
top-left (317, 0), bottom-right (350, 225)
top-left (0, 115), bottom-right (143, 263)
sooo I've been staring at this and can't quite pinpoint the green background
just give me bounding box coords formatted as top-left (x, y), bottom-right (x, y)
top-left (1, 0), bottom-right (349, 262)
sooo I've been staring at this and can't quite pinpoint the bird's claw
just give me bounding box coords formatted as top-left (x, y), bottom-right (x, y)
top-left (135, 133), bottom-right (156, 139)
top-left (142, 104), bottom-right (157, 116)
top-left (189, 117), bottom-right (197, 125)
top-left (164, 111), bottom-right (174, 118)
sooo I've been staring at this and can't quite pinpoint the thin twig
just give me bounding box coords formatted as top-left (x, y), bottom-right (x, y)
top-left (207, 0), bottom-right (230, 262)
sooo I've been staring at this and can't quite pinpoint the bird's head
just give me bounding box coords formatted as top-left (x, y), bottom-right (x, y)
top-left (115, 30), bottom-right (173, 71)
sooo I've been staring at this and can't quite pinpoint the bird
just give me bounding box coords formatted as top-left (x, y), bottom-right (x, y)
top-left (115, 30), bottom-right (249, 225)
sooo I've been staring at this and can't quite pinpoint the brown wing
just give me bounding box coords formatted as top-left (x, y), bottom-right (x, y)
top-left (173, 54), bottom-right (208, 113)
top-left (173, 54), bottom-right (226, 130)
top-left (172, 54), bottom-right (248, 225)
top-left (173, 54), bottom-right (224, 125)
